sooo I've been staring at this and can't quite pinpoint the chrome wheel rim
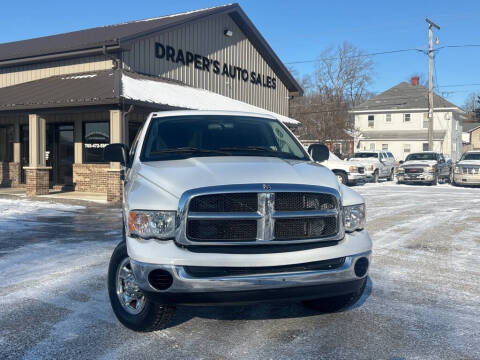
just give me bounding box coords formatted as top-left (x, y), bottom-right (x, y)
top-left (336, 174), bottom-right (345, 184)
top-left (116, 257), bottom-right (146, 315)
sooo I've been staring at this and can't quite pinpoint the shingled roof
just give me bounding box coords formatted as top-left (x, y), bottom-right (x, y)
top-left (352, 82), bottom-right (461, 112)
top-left (0, 3), bottom-right (302, 94)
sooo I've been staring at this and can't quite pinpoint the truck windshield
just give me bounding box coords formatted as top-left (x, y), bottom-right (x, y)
top-left (405, 153), bottom-right (436, 161)
top-left (141, 115), bottom-right (309, 162)
top-left (461, 152), bottom-right (480, 161)
top-left (353, 153), bottom-right (377, 159)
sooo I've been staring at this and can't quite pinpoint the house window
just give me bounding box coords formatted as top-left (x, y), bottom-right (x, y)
top-left (423, 113), bottom-right (429, 128)
top-left (83, 122), bottom-right (110, 163)
top-left (382, 144), bottom-right (388, 151)
top-left (403, 144), bottom-right (411, 153)
top-left (368, 115), bottom-right (374, 128)
top-left (369, 143), bottom-right (375, 150)
top-left (0, 125), bottom-right (14, 162)
top-left (423, 143), bottom-right (429, 151)
top-left (385, 114), bottom-right (391, 122)
top-left (404, 113), bottom-right (411, 122)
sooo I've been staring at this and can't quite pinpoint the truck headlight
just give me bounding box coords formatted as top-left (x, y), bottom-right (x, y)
top-left (343, 204), bottom-right (366, 232)
top-left (426, 166), bottom-right (435, 173)
top-left (454, 166), bottom-right (460, 174)
top-left (349, 165), bottom-right (357, 173)
top-left (128, 210), bottom-right (176, 239)
top-left (369, 165), bottom-right (374, 171)
top-left (397, 167), bottom-right (405, 173)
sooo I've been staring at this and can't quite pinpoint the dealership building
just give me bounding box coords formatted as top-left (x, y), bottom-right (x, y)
top-left (0, 3), bottom-right (302, 202)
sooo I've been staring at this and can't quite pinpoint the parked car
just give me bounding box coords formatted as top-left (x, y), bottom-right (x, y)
top-left (349, 151), bottom-right (395, 182)
top-left (313, 150), bottom-right (366, 185)
top-left (397, 151), bottom-right (450, 185)
top-left (104, 110), bottom-right (372, 332)
top-left (452, 150), bottom-right (480, 186)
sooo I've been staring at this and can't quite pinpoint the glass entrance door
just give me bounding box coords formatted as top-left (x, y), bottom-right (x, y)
top-left (47, 123), bottom-right (74, 186)
top-left (20, 125), bottom-right (29, 184)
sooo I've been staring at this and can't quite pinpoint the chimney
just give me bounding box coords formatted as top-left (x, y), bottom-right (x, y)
top-left (411, 76), bottom-right (419, 86)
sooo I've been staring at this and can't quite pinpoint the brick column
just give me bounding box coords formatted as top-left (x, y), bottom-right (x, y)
top-left (24, 114), bottom-right (51, 196)
top-left (107, 169), bottom-right (123, 203)
top-left (10, 123), bottom-right (21, 187)
top-left (8, 162), bottom-right (21, 187)
top-left (25, 167), bottom-right (50, 196)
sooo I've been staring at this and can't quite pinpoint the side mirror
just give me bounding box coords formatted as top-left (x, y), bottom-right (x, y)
top-left (399, 160), bottom-right (404, 165)
top-left (308, 144), bottom-right (329, 162)
top-left (104, 143), bottom-right (129, 166)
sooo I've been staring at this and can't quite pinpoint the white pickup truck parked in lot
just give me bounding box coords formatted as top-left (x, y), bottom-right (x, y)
top-left (104, 110), bottom-right (372, 332)
top-left (349, 151), bottom-right (396, 182)
top-left (318, 151), bottom-right (366, 185)
top-left (452, 150), bottom-right (480, 186)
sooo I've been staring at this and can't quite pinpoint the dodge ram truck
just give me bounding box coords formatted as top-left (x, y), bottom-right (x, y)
top-left (104, 110), bottom-right (372, 332)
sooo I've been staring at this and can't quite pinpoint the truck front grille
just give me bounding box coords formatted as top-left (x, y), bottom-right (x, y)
top-left (182, 187), bottom-right (341, 245)
top-left (461, 165), bottom-right (480, 175)
top-left (187, 219), bottom-right (257, 241)
top-left (405, 167), bottom-right (425, 174)
top-left (274, 217), bottom-right (337, 240)
top-left (358, 167), bottom-right (365, 174)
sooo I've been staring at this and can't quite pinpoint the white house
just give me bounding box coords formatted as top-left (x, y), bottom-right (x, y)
top-left (351, 77), bottom-right (465, 161)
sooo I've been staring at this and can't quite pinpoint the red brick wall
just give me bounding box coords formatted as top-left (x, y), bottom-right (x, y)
top-left (73, 164), bottom-right (109, 193)
top-left (26, 168), bottom-right (49, 196)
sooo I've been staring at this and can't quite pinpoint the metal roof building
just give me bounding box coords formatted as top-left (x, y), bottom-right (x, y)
top-left (0, 4), bottom-right (302, 201)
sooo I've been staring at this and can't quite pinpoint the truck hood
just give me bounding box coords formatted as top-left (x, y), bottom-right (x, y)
top-left (457, 160), bottom-right (480, 166)
top-left (137, 156), bottom-right (340, 198)
top-left (348, 158), bottom-right (378, 165)
top-left (401, 160), bottom-right (437, 167)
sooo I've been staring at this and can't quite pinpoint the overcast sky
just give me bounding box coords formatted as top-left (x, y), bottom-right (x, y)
top-left (1, 0), bottom-right (479, 106)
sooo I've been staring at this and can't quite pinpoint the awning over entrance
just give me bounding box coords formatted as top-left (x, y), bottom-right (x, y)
top-left (0, 70), bottom-right (299, 125)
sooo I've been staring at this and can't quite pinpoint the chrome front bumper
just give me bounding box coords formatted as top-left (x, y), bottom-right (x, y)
top-left (397, 173), bottom-right (435, 182)
top-left (131, 251), bottom-right (371, 296)
top-left (347, 173), bottom-right (366, 181)
top-left (453, 173), bottom-right (480, 185)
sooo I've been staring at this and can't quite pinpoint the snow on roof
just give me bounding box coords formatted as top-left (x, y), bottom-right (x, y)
top-left (121, 73), bottom-right (300, 125)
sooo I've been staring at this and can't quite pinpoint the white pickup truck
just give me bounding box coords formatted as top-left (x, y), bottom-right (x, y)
top-left (349, 151), bottom-right (396, 182)
top-left (104, 110), bottom-right (372, 332)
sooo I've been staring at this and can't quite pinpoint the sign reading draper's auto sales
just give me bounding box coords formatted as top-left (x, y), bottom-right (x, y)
top-left (154, 42), bottom-right (277, 90)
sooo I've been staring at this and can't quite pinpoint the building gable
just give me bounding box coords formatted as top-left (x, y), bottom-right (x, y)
top-left (122, 12), bottom-right (290, 115)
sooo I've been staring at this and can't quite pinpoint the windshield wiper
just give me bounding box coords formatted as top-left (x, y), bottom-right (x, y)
top-left (154, 147), bottom-right (231, 155)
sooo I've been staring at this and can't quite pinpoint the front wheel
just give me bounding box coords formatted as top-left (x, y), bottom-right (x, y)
top-left (302, 277), bottom-right (367, 313)
top-left (372, 170), bottom-right (379, 183)
top-left (387, 168), bottom-right (394, 181)
top-left (334, 171), bottom-right (348, 185)
top-left (108, 242), bottom-right (176, 332)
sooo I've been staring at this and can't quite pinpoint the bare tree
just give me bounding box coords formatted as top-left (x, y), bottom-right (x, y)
top-left (463, 92), bottom-right (480, 112)
top-left (290, 42), bottom-right (375, 144)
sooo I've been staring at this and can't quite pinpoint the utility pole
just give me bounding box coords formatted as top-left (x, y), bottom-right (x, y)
top-left (426, 18), bottom-right (440, 151)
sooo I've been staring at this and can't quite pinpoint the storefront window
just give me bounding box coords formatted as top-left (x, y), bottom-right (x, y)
top-left (83, 122), bottom-right (110, 163)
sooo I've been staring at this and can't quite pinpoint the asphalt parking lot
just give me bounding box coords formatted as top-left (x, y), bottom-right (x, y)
top-left (1, 182), bottom-right (479, 360)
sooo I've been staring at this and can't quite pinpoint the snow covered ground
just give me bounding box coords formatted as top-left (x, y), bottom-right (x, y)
top-left (0, 183), bottom-right (479, 359)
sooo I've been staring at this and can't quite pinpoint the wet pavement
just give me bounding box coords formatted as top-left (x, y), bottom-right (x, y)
top-left (0, 183), bottom-right (479, 359)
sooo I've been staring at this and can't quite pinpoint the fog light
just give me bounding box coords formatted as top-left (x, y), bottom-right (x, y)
top-left (354, 257), bottom-right (369, 277)
top-left (148, 269), bottom-right (173, 290)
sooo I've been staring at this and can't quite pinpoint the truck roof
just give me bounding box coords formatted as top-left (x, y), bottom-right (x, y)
top-left (149, 110), bottom-right (279, 121)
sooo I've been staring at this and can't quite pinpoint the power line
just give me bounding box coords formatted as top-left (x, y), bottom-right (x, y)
top-left (285, 44), bottom-right (480, 65)
top-left (285, 48), bottom-right (424, 64)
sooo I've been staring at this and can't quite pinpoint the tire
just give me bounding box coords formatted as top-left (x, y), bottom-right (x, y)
top-left (108, 242), bottom-right (176, 332)
top-left (303, 277), bottom-right (367, 313)
top-left (387, 168), bottom-right (394, 181)
top-left (334, 171), bottom-right (348, 185)
top-left (372, 170), bottom-right (379, 183)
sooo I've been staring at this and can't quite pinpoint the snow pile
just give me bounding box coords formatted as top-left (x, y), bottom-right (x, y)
top-left (0, 199), bottom-right (84, 232)
top-left (121, 74), bottom-right (300, 125)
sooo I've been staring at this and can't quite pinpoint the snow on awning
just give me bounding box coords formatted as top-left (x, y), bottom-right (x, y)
top-left (121, 74), bottom-right (300, 125)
